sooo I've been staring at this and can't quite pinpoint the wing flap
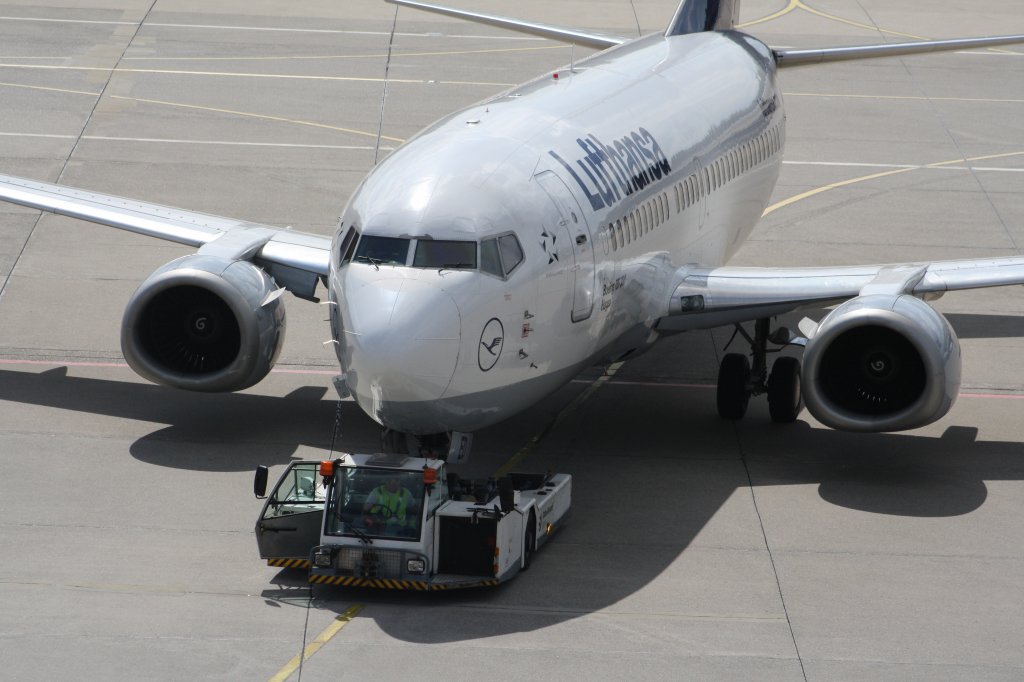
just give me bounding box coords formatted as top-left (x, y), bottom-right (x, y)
top-left (0, 172), bottom-right (331, 277)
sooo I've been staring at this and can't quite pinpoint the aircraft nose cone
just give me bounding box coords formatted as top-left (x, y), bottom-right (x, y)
top-left (344, 278), bottom-right (461, 411)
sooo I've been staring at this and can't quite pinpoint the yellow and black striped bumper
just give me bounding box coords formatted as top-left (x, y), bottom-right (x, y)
top-left (308, 574), bottom-right (499, 590)
top-left (267, 558), bottom-right (311, 569)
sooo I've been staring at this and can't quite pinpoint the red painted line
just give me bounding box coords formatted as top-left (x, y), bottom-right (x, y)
top-left (2, 358), bottom-right (1021, 398)
top-left (572, 378), bottom-right (716, 389)
top-left (0, 357), bottom-right (335, 375)
top-left (0, 358), bottom-right (128, 368)
top-left (958, 392), bottom-right (1024, 400)
top-left (576, 377), bottom-right (1024, 400)
top-left (273, 368), bottom-right (336, 375)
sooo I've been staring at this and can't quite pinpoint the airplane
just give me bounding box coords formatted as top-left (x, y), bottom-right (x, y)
top-left (1, 0), bottom-right (1023, 461)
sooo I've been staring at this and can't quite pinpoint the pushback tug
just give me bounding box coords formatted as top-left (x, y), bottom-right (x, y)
top-left (254, 455), bottom-right (571, 590)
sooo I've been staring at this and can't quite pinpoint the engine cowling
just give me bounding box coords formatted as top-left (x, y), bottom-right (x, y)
top-left (121, 255), bottom-right (286, 392)
top-left (802, 294), bottom-right (960, 432)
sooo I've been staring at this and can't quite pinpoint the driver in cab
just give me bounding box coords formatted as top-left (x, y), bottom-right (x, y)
top-left (362, 475), bottom-right (415, 532)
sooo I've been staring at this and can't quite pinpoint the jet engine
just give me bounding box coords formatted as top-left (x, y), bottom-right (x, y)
top-left (802, 294), bottom-right (961, 432)
top-left (121, 255), bottom-right (286, 392)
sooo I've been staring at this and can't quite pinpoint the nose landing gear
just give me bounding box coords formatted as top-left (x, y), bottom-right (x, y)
top-left (379, 429), bottom-right (473, 462)
top-left (716, 318), bottom-right (804, 423)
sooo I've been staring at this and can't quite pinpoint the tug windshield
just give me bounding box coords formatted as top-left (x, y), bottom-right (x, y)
top-left (326, 467), bottom-right (425, 541)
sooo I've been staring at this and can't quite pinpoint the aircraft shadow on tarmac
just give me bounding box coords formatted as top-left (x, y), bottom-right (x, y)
top-left (2, 363), bottom-right (1022, 643)
top-left (944, 313), bottom-right (1024, 339)
top-left (298, 390), bottom-right (1019, 642)
top-left (0, 366), bottom-right (369, 470)
top-left (297, 415), bottom-right (1023, 643)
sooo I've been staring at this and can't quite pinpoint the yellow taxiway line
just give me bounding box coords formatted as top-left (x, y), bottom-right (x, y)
top-left (268, 604), bottom-right (363, 682)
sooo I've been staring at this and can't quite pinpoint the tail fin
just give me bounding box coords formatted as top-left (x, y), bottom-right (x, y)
top-left (667, 0), bottom-right (739, 35)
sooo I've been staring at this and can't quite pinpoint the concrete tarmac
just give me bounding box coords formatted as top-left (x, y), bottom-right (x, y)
top-left (0, 1), bottom-right (1022, 680)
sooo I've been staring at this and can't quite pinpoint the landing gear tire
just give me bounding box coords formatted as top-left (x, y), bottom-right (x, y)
top-left (767, 356), bottom-right (803, 423)
top-left (717, 353), bottom-right (750, 420)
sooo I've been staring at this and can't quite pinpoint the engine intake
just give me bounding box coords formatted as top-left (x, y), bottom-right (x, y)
top-left (121, 255), bottom-right (286, 392)
top-left (802, 294), bottom-right (960, 432)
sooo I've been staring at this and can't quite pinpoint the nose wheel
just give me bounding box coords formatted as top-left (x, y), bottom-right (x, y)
top-left (716, 319), bottom-right (804, 423)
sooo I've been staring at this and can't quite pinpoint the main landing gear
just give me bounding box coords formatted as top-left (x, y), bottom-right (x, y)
top-left (716, 318), bottom-right (803, 423)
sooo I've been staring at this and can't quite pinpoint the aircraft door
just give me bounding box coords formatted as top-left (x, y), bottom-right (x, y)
top-left (536, 171), bottom-right (595, 322)
top-left (255, 461), bottom-right (325, 560)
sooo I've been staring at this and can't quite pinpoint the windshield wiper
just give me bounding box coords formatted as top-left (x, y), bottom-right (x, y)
top-left (439, 262), bottom-right (473, 274)
top-left (355, 255), bottom-right (382, 271)
top-left (349, 524), bottom-right (373, 545)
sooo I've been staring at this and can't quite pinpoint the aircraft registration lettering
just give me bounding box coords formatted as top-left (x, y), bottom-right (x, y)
top-left (600, 275), bottom-right (626, 311)
top-left (549, 127), bottom-right (672, 212)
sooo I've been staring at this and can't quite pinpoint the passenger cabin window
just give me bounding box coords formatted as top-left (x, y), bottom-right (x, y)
top-left (354, 235), bottom-right (410, 266)
top-left (413, 239), bottom-right (477, 269)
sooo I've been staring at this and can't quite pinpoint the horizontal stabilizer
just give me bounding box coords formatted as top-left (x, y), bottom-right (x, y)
top-left (774, 34), bottom-right (1024, 67)
top-left (385, 0), bottom-right (626, 50)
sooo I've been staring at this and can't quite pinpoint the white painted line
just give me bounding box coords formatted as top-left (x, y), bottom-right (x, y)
top-left (0, 62), bottom-right (514, 87)
top-left (783, 161), bottom-right (1024, 173)
top-left (0, 131), bottom-right (77, 140)
top-left (954, 50), bottom-right (1023, 57)
top-left (146, 22), bottom-right (542, 41)
top-left (0, 131), bottom-right (394, 151)
top-left (84, 135), bottom-right (393, 151)
top-left (0, 15), bottom-right (542, 40)
top-left (785, 161), bottom-right (918, 169)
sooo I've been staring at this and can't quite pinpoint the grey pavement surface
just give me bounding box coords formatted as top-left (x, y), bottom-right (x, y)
top-left (1, 1), bottom-right (1022, 680)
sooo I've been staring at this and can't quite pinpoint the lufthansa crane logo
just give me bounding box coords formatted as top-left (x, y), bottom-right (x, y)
top-left (478, 318), bottom-right (504, 371)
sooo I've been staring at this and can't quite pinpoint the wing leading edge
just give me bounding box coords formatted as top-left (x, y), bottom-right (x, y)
top-left (660, 259), bottom-right (1024, 332)
top-left (773, 34), bottom-right (1024, 68)
top-left (0, 173), bottom-right (331, 291)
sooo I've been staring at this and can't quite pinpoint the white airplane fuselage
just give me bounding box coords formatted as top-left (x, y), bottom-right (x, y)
top-left (329, 30), bottom-right (785, 434)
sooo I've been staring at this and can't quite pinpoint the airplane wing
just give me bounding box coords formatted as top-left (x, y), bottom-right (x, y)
top-left (385, 0), bottom-right (627, 51)
top-left (659, 259), bottom-right (1024, 332)
top-left (0, 172), bottom-right (331, 299)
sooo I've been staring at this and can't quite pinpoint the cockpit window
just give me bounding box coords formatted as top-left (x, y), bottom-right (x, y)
top-left (480, 232), bottom-right (524, 279)
top-left (338, 225), bottom-right (359, 265)
top-left (497, 234), bottom-right (524, 275)
top-left (480, 239), bottom-right (502, 277)
top-left (413, 240), bottom-right (477, 269)
top-left (353, 236), bottom-right (410, 266)
top-left (353, 233), bottom-right (523, 277)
